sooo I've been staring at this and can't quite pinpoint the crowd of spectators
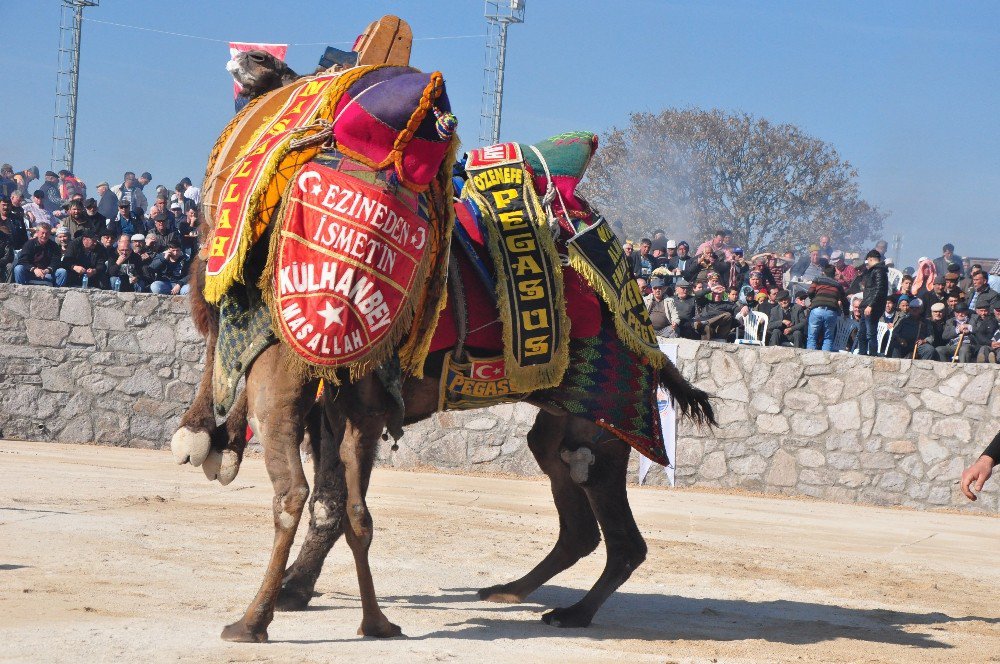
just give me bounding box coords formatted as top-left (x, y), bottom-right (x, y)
top-left (0, 165), bottom-right (199, 295)
top-left (631, 229), bottom-right (1000, 364)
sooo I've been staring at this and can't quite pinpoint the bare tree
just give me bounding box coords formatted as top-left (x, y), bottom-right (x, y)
top-left (583, 108), bottom-right (887, 253)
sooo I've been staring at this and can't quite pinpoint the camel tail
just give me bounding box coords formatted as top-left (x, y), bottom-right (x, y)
top-left (658, 356), bottom-right (716, 427)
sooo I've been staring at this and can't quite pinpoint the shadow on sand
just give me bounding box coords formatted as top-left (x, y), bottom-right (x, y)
top-left (281, 585), bottom-right (996, 648)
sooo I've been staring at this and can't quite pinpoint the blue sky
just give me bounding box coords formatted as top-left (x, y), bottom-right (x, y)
top-left (2, 1), bottom-right (997, 267)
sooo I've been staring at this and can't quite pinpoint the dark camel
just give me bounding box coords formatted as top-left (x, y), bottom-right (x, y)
top-left (175, 267), bottom-right (714, 641)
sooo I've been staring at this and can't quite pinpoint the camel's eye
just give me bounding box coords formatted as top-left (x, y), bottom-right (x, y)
top-left (249, 52), bottom-right (266, 63)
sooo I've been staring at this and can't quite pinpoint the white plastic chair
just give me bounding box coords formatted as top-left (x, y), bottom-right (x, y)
top-left (886, 267), bottom-right (903, 296)
top-left (736, 310), bottom-right (768, 346)
top-left (876, 320), bottom-right (894, 356)
top-left (834, 317), bottom-right (858, 352)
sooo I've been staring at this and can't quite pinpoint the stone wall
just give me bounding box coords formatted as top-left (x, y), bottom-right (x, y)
top-left (1, 284), bottom-right (996, 513)
top-left (379, 339), bottom-right (1000, 513)
top-left (0, 284), bottom-right (204, 447)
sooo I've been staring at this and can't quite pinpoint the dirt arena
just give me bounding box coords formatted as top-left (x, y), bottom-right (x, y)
top-left (0, 441), bottom-right (996, 663)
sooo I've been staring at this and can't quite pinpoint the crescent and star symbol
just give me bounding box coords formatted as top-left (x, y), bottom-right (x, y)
top-left (297, 170), bottom-right (323, 196)
top-left (317, 300), bottom-right (345, 329)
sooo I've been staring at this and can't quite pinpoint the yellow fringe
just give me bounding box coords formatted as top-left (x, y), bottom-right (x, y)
top-left (566, 248), bottom-right (666, 370)
top-left (203, 66), bottom-right (391, 305)
top-left (462, 163), bottom-right (571, 393)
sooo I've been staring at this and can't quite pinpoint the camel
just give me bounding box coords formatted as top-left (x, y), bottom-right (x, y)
top-left (169, 53), bottom-right (716, 643)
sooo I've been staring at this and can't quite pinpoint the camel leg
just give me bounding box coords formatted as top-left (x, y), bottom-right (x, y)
top-left (340, 376), bottom-right (401, 637)
top-left (220, 346), bottom-right (317, 643)
top-left (276, 396), bottom-right (348, 611)
top-left (541, 418), bottom-right (646, 628)
top-left (170, 332), bottom-right (217, 466)
top-left (479, 410), bottom-right (601, 603)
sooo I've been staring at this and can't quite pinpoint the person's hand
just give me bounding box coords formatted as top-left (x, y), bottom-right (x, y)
top-left (960, 455), bottom-right (994, 501)
top-left (33, 267), bottom-right (45, 278)
top-left (992, 341), bottom-right (1000, 350)
top-left (170, 283), bottom-right (181, 295)
top-left (864, 306), bottom-right (872, 316)
top-left (784, 328), bottom-right (792, 336)
top-left (74, 265), bottom-right (84, 274)
top-left (117, 253), bottom-right (127, 264)
top-left (85, 268), bottom-right (96, 277)
top-left (129, 275), bottom-right (137, 284)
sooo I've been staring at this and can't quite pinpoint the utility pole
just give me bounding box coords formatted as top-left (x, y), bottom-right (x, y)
top-left (480, 0), bottom-right (526, 145)
top-left (891, 233), bottom-right (903, 266)
top-left (52, 0), bottom-right (99, 173)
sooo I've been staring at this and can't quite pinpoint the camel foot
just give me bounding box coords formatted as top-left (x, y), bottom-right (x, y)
top-left (478, 584), bottom-right (524, 603)
top-left (171, 427), bottom-right (212, 467)
top-left (202, 449), bottom-right (222, 481)
top-left (542, 606), bottom-right (592, 628)
top-left (357, 616), bottom-right (403, 638)
top-left (220, 620), bottom-right (268, 643)
top-left (274, 585), bottom-right (313, 612)
top-left (217, 449), bottom-right (241, 485)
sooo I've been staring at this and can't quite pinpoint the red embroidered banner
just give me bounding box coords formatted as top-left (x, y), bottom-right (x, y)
top-left (205, 73), bottom-right (341, 281)
top-left (273, 163), bottom-right (429, 368)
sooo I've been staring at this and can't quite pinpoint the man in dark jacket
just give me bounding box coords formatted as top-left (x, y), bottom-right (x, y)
top-left (857, 250), bottom-right (888, 355)
top-left (108, 200), bottom-right (140, 239)
top-left (966, 271), bottom-right (999, 315)
top-left (933, 243), bottom-right (964, 280)
top-left (766, 290), bottom-right (802, 346)
top-left (806, 265), bottom-right (849, 350)
top-left (788, 292), bottom-right (810, 348)
top-left (890, 299), bottom-right (936, 360)
top-left (147, 239), bottom-right (191, 295)
top-left (13, 223), bottom-right (61, 285)
top-left (665, 241), bottom-right (699, 285)
top-left (672, 278), bottom-right (699, 340)
top-left (106, 234), bottom-right (146, 292)
top-left (694, 284), bottom-right (736, 341)
top-left (59, 232), bottom-right (107, 288)
top-left (969, 302), bottom-right (998, 360)
top-left (939, 304), bottom-right (974, 362)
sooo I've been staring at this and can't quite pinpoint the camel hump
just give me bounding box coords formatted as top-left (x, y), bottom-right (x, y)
top-left (354, 15), bottom-right (413, 66)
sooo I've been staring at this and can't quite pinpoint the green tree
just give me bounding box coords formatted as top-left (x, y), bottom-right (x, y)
top-left (583, 108), bottom-right (887, 254)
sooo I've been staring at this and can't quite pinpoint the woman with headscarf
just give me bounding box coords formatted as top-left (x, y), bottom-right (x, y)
top-left (911, 257), bottom-right (937, 298)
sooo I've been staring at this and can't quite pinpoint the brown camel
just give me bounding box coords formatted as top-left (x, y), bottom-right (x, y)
top-left (171, 50), bottom-right (715, 642)
top-left (174, 245), bottom-right (714, 642)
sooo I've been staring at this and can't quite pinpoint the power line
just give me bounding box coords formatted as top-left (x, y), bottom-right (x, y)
top-left (82, 17), bottom-right (483, 47)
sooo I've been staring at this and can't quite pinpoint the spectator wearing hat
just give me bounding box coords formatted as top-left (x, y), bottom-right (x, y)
top-left (53, 224), bottom-right (71, 259)
top-left (939, 304), bottom-right (974, 362)
top-left (147, 238), bottom-right (191, 295)
top-left (0, 164), bottom-right (17, 199)
top-left (923, 303), bottom-right (949, 356)
top-left (857, 249), bottom-right (889, 356)
top-left (922, 276), bottom-right (948, 318)
top-left (671, 278), bottom-right (699, 339)
top-left (108, 199), bottom-right (140, 239)
top-left (129, 232), bottom-right (156, 274)
top-left (149, 212), bottom-right (181, 248)
top-left (107, 233), bottom-right (147, 292)
top-left (13, 166), bottom-right (39, 198)
top-left (644, 275), bottom-right (680, 338)
top-left (933, 243), bottom-right (964, 280)
top-left (82, 197), bottom-right (107, 233)
top-left (95, 181), bottom-right (119, 220)
top-left (806, 265), bottom-right (849, 351)
top-left (59, 231), bottom-right (106, 288)
top-left (39, 171), bottom-right (63, 213)
top-left (791, 244), bottom-right (823, 281)
top-left (13, 223), bottom-right (60, 286)
top-left (889, 298), bottom-right (936, 360)
top-left (829, 251), bottom-right (856, 292)
top-left (893, 295), bottom-right (910, 326)
top-left (22, 190), bottom-right (54, 229)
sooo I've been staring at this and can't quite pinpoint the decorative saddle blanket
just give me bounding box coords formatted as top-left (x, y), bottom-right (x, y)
top-left (202, 65), bottom-right (458, 381)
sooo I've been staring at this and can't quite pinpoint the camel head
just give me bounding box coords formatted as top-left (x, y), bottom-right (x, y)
top-left (226, 50), bottom-right (300, 100)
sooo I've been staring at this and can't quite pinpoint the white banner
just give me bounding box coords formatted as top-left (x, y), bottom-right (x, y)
top-left (639, 341), bottom-right (678, 486)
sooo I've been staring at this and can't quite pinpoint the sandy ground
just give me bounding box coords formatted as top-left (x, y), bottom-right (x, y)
top-left (0, 441), bottom-right (997, 663)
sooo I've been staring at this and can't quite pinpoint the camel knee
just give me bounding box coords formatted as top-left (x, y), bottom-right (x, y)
top-left (310, 495), bottom-right (344, 533)
top-left (276, 485), bottom-right (309, 530)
